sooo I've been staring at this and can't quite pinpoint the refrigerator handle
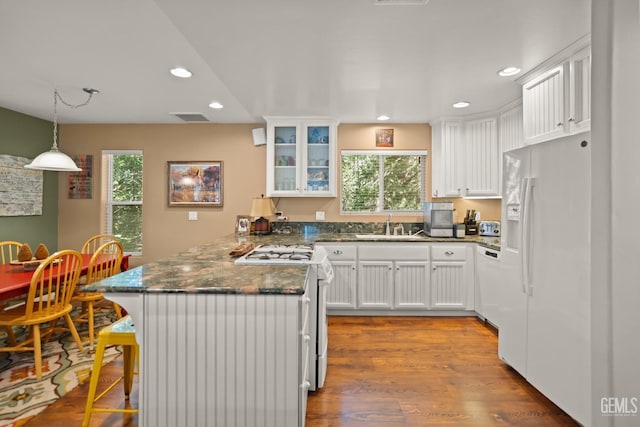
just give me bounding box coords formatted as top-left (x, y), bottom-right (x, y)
top-left (521, 177), bottom-right (535, 296)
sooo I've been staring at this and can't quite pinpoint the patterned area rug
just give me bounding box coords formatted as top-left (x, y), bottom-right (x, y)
top-left (0, 307), bottom-right (121, 427)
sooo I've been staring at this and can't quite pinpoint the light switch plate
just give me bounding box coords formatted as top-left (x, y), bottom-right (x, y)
top-left (188, 211), bottom-right (198, 221)
top-left (315, 211), bottom-right (325, 221)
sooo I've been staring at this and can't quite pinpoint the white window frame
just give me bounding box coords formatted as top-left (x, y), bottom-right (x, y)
top-left (103, 150), bottom-right (143, 256)
top-left (340, 149), bottom-right (428, 214)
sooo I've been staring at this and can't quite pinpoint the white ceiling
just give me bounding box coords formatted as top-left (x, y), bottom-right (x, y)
top-left (0, 0), bottom-right (590, 125)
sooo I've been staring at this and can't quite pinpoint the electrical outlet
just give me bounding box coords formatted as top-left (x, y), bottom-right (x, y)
top-left (188, 211), bottom-right (198, 221)
top-left (315, 211), bottom-right (325, 221)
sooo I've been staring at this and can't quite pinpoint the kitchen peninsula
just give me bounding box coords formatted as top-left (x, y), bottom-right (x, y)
top-left (85, 228), bottom-right (499, 427)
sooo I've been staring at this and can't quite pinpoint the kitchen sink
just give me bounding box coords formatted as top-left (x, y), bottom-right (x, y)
top-left (355, 234), bottom-right (426, 240)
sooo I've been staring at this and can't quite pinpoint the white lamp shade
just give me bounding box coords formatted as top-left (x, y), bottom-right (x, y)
top-left (24, 149), bottom-right (81, 172)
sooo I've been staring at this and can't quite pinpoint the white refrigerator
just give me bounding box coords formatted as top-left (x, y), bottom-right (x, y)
top-left (498, 133), bottom-right (591, 425)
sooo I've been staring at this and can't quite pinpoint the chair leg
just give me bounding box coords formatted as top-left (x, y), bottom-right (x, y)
top-left (113, 303), bottom-right (123, 319)
top-left (64, 313), bottom-right (85, 352)
top-left (82, 334), bottom-right (107, 427)
top-left (123, 344), bottom-right (137, 398)
top-left (32, 325), bottom-right (42, 380)
top-left (4, 325), bottom-right (17, 346)
top-left (87, 301), bottom-right (95, 347)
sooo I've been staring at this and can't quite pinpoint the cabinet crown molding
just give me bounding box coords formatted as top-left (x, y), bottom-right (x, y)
top-left (516, 33), bottom-right (591, 85)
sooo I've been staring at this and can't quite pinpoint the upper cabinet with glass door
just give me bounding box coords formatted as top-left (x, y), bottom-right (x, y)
top-left (265, 117), bottom-right (338, 197)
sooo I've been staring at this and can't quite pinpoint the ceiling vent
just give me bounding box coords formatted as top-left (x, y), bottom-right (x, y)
top-left (373, 0), bottom-right (428, 5)
top-left (171, 113), bottom-right (210, 122)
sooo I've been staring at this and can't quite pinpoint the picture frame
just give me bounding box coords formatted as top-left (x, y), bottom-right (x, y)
top-left (68, 154), bottom-right (93, 199)
top-left (375, 128), bottom-right (394, 147)
top-left (168, 161), bottom-right (223, 206)
top-left (235, 215), bottom-right (250, 235)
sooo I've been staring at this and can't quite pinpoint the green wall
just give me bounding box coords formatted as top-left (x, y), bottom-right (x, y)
top-left (0, 107), bottom-right (59, 251)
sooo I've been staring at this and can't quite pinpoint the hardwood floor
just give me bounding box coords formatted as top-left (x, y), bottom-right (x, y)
top-left (25, 316), bottom-right (578, 426)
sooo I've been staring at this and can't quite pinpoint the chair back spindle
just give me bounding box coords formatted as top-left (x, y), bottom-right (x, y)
top-left (0, 241), bottom-right (22, 264)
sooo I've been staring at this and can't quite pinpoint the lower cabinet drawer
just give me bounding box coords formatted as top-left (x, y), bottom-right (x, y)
top-left (322, 245), bottom-right (357, 260)
top-left (431, 246), bottom-right (467, 261)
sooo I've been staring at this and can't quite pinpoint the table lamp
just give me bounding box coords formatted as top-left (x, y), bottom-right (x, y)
top-left (250, 195), bottom-right (275, 235)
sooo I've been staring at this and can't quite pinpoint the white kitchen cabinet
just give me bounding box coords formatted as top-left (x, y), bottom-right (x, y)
top-left (394, 261), bottom-right (431, 309)
top-left (568, 46), bottom-right (591, 134)
top-left (265, 117), bottom-right (337, 197)
top-left (520, 36), bottom-right (590, 145)
top-left (430, 245), bottom-right (474, 310)
top-left (321, 244), bottom-right (357, 309)
top-left (358, 260), bottom-right (394, 309)
top-left (431, 117), bottom-right (500, 198)
top-left (431, 119), bottom-right (464, 198)
top-left (498, 102), bottom-right (524, 196)
top-left (463, 117), bottom-right (499, 197)
top-left (522, 64), bottom-right (566, 144)
top-left (357, 244), bottom-right (430, 310)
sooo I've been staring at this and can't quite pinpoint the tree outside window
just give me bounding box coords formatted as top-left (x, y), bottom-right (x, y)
top-left (341, 151), bottom-right (426, 213)
top-left (104, 151), bottom-right (143, 254)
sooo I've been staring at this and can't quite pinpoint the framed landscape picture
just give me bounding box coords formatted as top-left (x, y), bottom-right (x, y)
top-left (168, 161), bottom-right (223, 206)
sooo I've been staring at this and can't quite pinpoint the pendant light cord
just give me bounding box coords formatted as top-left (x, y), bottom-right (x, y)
top-left (52, 88), bottom-right (98, 150)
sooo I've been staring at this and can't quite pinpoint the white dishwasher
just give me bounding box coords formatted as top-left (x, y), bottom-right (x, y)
top-left (475, 246), bottom-right (503, 329)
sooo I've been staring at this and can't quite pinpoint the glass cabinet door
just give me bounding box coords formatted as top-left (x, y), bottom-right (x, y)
top-left (273, 126), bottom-right (297, 192)
top-left (305, 125), bottom-right (330, 193)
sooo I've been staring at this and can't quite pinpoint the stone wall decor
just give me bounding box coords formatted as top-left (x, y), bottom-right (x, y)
top-left (0, 155), bottom-right (43, 216)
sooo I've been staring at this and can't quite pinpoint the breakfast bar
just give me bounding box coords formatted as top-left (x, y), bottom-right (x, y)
top-left (85, 235), bottom-right (311, 427)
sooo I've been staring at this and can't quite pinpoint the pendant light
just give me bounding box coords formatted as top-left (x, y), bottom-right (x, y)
top-left (25, 88), bottom-right (99, 172)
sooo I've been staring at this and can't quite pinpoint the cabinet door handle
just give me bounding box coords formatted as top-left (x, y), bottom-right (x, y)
top-left (333, 250), bottom-right (343, 255)
top-left (568, 117), bottom-right (575, 122)
top-left (433, 189), bottom-right (439, 197)
top-left (433, 266), bottom-right (437, 271)
top-left (396, 267), bottom-right (400, 271)
top-left (445, 250), bottom-right (454, 256)
top-left (557, 122), bottom-right (563, 127)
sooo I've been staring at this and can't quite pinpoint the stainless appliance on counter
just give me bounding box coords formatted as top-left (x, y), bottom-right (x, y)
top-left (423, 201), bottom-right (454, 237)
top-left (479, 221), bottom-right (501, 236)
top-left (235, 244), bottom-right (334, 391)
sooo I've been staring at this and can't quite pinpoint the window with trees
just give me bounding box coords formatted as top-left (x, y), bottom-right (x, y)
top-left (103, 150), bottom-right (143, 254)
top-left (341, 150), bottom-right (427, 213)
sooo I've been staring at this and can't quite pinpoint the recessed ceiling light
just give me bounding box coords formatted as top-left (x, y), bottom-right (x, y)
top-left (170, 67), bottom-right (192, 78)
top-left (208, 101), bottom-right (224, 109)
top-left (377, 115), bottom-right (390, 121)
top-left (453, 101), bottom-right (470, 109)
top-left (498, 66), bottom-right (521, 77)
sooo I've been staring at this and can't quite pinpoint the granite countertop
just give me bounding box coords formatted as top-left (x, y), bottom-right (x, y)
top-left (83, 227), bottom-right (500, 296)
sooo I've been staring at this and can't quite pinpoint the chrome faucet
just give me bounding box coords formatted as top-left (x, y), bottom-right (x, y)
top-left (385, 214), bottom-right (392, 235)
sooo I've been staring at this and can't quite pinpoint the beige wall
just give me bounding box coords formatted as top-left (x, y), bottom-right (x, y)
top-left (57, 122), bottom-right (500, 264)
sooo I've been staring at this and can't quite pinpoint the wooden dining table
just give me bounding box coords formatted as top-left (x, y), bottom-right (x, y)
top-left (0, 254), bottom-right (130, 302)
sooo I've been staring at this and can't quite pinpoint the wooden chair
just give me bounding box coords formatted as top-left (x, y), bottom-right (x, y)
top-left (0, 250), bottom-right (85, 379)
top-left (72, 240), bottom-right (124, 346)
top-left (0, 240), bottom-right (22, 264)
top-left (81, 234), bottom-right (117, 254)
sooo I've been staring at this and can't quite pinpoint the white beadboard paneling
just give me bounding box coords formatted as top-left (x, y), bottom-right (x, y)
top-left (464, 117), bottom-right (499, 195)
top-left (523, 65), bottom-right (565, 143)
top-left (142, 293), bottom-right (305, 427)
top-left (358, 262), bottom-right (393, 308)
top-left (431, 263), bottom-right (466, 308)
top-left (394, 262), bottom-right (430, 309)
top-left (327, 263), bottom-right (357, 308)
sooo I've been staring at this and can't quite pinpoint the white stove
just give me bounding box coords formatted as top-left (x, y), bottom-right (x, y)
top-left (234, 242), bottom-right (333, 391)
